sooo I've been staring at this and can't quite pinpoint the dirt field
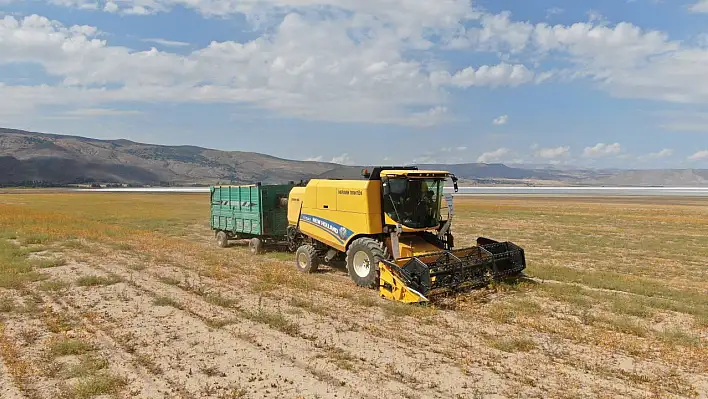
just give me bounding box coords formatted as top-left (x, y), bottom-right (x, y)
top-left (0, 193), bottom-right (706, 399)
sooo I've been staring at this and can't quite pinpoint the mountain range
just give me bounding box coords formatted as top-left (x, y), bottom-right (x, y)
top-left (1, 127), bottom-right (707, 187)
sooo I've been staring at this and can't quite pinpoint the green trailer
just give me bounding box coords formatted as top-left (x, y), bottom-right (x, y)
top-left (210, 183), bottom-right (295, 253)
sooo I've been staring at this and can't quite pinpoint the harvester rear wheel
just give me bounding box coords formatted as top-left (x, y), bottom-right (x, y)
top-left (346, 238), bottom-right (385, 288)
top-left (216, 231), bottom-right (228, 248)
top-left (295, 244), bottom-right (319, 273)
top-left (249, 237), bottom-right (263, 254)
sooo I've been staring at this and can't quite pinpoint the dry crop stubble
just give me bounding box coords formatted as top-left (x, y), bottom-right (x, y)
top-left (0, 192), bottom-right (706, 398)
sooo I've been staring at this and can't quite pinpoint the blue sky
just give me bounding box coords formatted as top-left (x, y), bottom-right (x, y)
top-left (1, 0), bottom-right (708, 168)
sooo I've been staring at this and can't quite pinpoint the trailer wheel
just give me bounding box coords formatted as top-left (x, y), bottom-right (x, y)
top-left (216, 231), bottom-right (228, 248)
top-left (249, 237), bottom-right (263, 254)
top-left (295, 244), bottom-right (319, 273)
top-left (346, 238), bottom-right (385, 289)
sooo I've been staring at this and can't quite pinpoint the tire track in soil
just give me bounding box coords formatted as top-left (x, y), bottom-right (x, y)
top-left (59, 241), bottom-right (692, 399)
top-left (51, 261), bottom-right (361, 399)
top-left (0, 280), bottom-right (183, 399)
top-left (0, 326), bottom-right (30, 399)
top-left (91, 251), bottom-right (505, 399)
top-left (47, 291), bottom-right (192, 399)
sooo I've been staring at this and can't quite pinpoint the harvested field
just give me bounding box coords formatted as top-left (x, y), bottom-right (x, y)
top-left (0, 192), bottom-right (706, 399)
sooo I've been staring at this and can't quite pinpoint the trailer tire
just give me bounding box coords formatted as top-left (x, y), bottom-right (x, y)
top-left (295, 244), bottom-right (319, 273)
top-left (216, 231), bottom-right (228, 248)
top-left (346, 238), bottom-right (385, 289)
top-left (249, 237), bottom-right (263, 255)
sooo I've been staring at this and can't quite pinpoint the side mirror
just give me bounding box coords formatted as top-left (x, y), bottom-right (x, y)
top-left (451, 174), bottom-right (459, 193)
top-left (382, 182), bottom-right (391, 196)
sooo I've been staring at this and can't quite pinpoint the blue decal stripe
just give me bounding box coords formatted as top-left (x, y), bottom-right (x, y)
top-left (299, 214), bottom-right (354, 244)
top-left (300, 219), bottom-right (345, 244)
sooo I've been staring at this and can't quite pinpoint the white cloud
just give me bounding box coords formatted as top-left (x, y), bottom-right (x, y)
top-left (330, 153), bottom-right (355, 165)
top-left (305, 153), bottom-right (355, 164)
top-left (48, 0), bottom-right (99, 10)
top-left (644, 148), bottom-right (673, 159)
top-left (688, 150), bottom-right (708, 161)
top-left (0, 13), bottom-right (542, 127)
top-left (492, 114), bottom-right (509, 125)
top-left (434, 63), bottom-right (535, 88)
top-left (660, 111), bottom-right (708, 132)
top-left (43, 0), bottom-right (478, 25)
top-left (5, 3), bottom-right (708, 130)
top-left (535, 146), bottom-right (570, 159)
top-left (141, 38), bottom-right (191, 47)
top-left (546, 7), bottom-right (563, 18)
top-left (586, 10), bottom-right (606, 24)
top-left (440, 146), bottom-right (467, 152)
top-left (446, 12), bottom-right (708, 106)
top-left (477, 147), bottom-right (510, 163)
top-left (689, 0), bottom-right (708, 13)
top-left (583, 142), bottom-right (621, 158)
top-left (63, 108), bottom-right (143, 117)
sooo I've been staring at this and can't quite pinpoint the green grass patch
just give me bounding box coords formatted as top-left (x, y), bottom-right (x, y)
top-left (252, 265), bottom-right (315, 293)
top-left (535, 282), bottom-right (593, 308)
top-left (0, 230), bottom-right (18, 240)
top-left (152, 296), bottom-right (183, 309)
top-left (48, 338), bottom-right (95, 357)
top-left (289, 297), bottom-right (329, 315)
top-left (244, 307), bottom-right (300, 337)
top-left (486, 336), bottom-right (537, 353)
top-left (19, 233), bottom-right (51, 245)
top-left (609, 295), bottom-right (654, 318)
top-left (265, 251), bottom-right (293, 261)
top-left (532, 264), bottom-right (704, 307)
top-left (26, 245), bottom-right (48, 253)
top-left (382, 300), bottom-right (437, 319)
top-left (205, 292), bottom-right (239, 309)
top-left (39, 279), bottom-right (70, 292)
top-left (158, 275), bottom-right (181, 286)
top-left (0, 295), bottom-right (16, 313)
top-left (67, 373), bottom-right (128, 399)
top-left (0, 240), bottom-right (33, 274)
top-left (43, 308), bottom-right (79, 333)
top-left (66, 354), bottom-right (109, 378)
top-left (111, 242), bottom-right (133, 251)
top-left (33, 257), bottom-right (67, 268)
top-left (656, 327), bottom-right (703, 347)
top-left (0, 240), bottom-right (49, 288)
top-left (76, 274), bottom-right (123, 287)
top-left (61, 240), bottom-right (88, 250)
top-left (205, 317), bottom-right (240, 329)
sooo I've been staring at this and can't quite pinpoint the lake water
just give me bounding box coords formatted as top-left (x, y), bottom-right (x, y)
top-left (74, 186), bottom-right (708, 197)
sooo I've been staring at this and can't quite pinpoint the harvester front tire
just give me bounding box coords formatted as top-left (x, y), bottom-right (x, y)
top-left (216, 231), bottom-right (228, 248)
top-left (295, 244), bottom-right (319, 273)
top-left (346, 238), bottom-right (385, 289)
top-left (249, 238), bottom-right (263, 255)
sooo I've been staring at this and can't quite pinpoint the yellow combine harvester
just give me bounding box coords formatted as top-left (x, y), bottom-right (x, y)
top-left (284, 166), bottom-right (526, 303)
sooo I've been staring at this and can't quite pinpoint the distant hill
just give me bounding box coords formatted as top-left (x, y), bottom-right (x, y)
top-left (585, 169), bottom-right (708, 186)
top-left (0, 128), bottom-right (338, 185)
top-left (1, 127), bottom-right (706, 186)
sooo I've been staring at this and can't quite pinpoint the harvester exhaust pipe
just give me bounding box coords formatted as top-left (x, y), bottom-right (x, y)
top-left (389, 223), bottom-right (402, 259)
